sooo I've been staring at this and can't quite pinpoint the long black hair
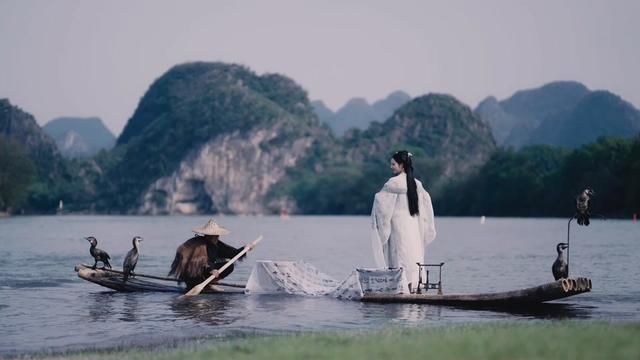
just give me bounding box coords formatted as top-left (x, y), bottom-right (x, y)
top-left (392, 150), bottom-right (419, 216)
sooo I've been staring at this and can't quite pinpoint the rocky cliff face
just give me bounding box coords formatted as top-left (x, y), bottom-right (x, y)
top-left (58, 130), bottom-right (91, 157)
top-left (138, 125), bottom-right (313, 214)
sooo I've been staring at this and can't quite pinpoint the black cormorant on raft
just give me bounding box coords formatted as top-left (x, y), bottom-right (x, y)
top-left (123, 236), bottom-right (143, 282)
top-left (86, 236), bottom-right (111, 269)
top-left (552, 242), bottom-right (569, 280)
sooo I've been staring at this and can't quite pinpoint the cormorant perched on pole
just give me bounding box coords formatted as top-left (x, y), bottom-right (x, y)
top-left (85, 236), bottom-right (112, 269)
top-left (552, 242), bottom-right (569, 280)
top-left (123, 236), bottom-right (143, 282)
top-left (576, 188), bottom-right (594, 226)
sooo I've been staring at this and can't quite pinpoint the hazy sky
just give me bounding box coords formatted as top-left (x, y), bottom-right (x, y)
top-left (1, 0), bottom-right (639, 135)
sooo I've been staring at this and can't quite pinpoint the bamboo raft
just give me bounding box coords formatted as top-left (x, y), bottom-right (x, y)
top-left (76, 264), bottom-right (591, 307)
top-left (74, 264), bottom-right (245, 293)
top-left (362, 277), bottom-right (592, 306)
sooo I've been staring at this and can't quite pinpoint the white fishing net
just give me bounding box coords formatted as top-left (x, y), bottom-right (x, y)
top-left (245, 260), bottom-right (408, 300)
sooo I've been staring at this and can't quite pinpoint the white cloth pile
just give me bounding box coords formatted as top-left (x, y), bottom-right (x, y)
top-left (245, 260), bottom-right (408, 300)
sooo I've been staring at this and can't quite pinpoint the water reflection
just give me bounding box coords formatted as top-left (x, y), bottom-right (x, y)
top-left (120, 294), bottom-right (140, 322)
top-left (86, 292), bottom-right (146, 323)
top-left (365, 303), bottom-right (443, 324)
top-left (171, 294), bottom-right (242, 326)
top-left (246, 294), bottom-right (295, 314)
top-left (443, 302), bottom-right (595, 320)
top-left (87, 292), bottom-right (116, 322)
top-left (394, 304), bottom-right (443, 323)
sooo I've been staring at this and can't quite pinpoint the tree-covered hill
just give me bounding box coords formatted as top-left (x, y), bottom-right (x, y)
top-left (97, 62), bottom-right (326, 213)
top-left (530, 91), bottom-right (640, 148)
top-left (437, 136), bottom-right (640, 217)
top-left (0, 99), bottom-right (74, 212)
top-left (275, 94), bottom-right (497, 214)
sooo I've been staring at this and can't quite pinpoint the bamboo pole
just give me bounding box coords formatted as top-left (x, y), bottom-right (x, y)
top-left (566, 214), bottom-right (575, 277)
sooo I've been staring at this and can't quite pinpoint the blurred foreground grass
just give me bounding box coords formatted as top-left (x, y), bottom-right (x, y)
top-left (36, 322), bottom-right (640, 360)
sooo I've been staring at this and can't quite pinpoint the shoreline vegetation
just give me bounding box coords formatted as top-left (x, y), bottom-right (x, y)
top-left (27, 322), bottom-right (640, 360)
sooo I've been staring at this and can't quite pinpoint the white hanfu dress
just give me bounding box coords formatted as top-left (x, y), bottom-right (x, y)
top-left (370, 174), bottom-right (436, 291)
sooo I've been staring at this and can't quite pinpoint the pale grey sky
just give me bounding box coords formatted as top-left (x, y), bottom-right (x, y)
top-left (1, 0), bottom-right (638, 135)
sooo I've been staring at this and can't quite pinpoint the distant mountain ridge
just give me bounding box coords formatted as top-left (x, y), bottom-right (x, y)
top-left (43, 117), bottom-right (115, 158)
top-left (313, 90), bottom-right (411, 135)
top-left (475, 81), bottom-right (640, 148)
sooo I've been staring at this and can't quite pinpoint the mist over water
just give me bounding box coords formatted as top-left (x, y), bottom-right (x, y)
top-left (0, 215), bottom-right (638, 355)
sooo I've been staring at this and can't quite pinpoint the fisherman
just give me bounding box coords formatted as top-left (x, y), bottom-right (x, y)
top-left (168, 219), bottom-right (247, 290)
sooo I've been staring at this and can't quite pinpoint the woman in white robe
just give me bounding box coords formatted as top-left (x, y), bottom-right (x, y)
top-left (371, 150), bottom-right (436, 293)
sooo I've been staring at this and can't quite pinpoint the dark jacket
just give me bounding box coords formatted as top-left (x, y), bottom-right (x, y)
top-left (169, 235), bottom-right (245, 288)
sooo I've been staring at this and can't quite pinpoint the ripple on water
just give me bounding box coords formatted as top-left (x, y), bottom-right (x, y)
top-left (0, 278), bottom-right (76, 289)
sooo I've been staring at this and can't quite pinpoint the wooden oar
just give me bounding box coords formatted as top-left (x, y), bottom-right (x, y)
top-left (183, 235), bottom-right (262, 296)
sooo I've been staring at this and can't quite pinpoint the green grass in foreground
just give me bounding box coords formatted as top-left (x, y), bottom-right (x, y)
top-left (40, 322), bottom-right (640, 360)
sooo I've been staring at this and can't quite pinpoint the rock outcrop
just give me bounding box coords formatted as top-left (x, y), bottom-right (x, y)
top-left (139, 126), bottom-right (313, 214)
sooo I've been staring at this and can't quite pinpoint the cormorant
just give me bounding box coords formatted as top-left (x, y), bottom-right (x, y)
top-left (86, 236), bottom-right (112, 269)
top-left (123, 236), bottom-right (143, 282)
top-left (552, 242), bottom-right (569, 280)
top-left (576, 188), bottom-right (594, 226)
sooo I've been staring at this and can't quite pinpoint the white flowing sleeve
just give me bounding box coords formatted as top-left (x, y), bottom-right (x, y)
top-left (370, 190), bottom-right (396, 269)
top-left (418, 185), bottom-right (437, 247)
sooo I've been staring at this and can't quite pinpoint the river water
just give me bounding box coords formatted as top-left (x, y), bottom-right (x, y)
top-left (0, 215), bottom-right (638, 355)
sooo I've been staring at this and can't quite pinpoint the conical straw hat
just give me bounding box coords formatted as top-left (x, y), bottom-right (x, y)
top-left (192, 218), bottom-right (230, 236)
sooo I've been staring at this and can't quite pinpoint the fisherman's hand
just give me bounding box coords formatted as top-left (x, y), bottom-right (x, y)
top-left (209, 269), bottom-right (220, 278)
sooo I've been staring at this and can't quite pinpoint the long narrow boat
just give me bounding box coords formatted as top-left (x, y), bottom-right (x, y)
top-left (75, 264), bottom-right (591, 306)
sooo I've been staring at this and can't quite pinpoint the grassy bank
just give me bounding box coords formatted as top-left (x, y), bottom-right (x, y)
top-left (36, 322), bottom-right (640, 360)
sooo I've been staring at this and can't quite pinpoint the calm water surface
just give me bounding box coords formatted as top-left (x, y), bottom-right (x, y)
top-left (0, 215), bottom-right (638, 355)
